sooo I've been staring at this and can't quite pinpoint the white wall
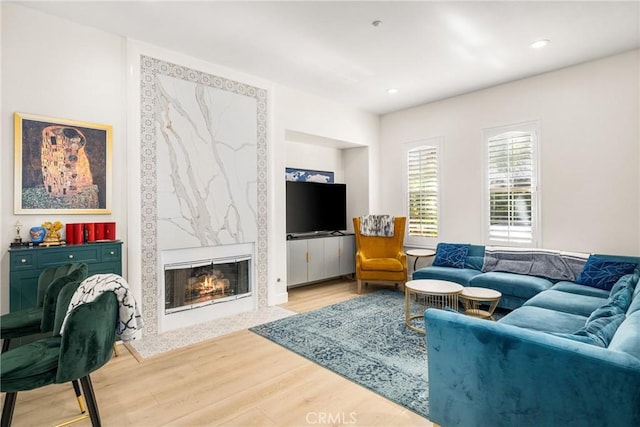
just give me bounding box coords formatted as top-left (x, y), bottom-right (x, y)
top-left (380, 50), bottom-right (640, 255)
top-left (285, 141), bottom-right (345, 182)
top-left (273, 85), bottom-right (379, 298)
top-left (0, 4), bottom-right (128, 313)
top-left (0, 3), bottom-right (380, 313)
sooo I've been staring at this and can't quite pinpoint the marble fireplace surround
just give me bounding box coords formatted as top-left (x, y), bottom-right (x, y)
top-left (138, 55), bottom-right (269, 337)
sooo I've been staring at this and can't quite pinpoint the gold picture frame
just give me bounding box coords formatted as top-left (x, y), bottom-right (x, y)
top-left (14, 112), bottom-right (112, 214)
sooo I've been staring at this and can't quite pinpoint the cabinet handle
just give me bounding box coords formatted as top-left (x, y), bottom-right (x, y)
top-left (109, 251), bottom-right (115, 255)
top-left (306, 253), bottom-right (310, 263)
top-left (68, 254), bottom-right (74, 259)
top-left (21, 259), bottom-right (27, 263)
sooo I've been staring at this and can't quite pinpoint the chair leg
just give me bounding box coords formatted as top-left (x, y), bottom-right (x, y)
top-left (1, 339), bottom-right (11, 353)
top-left (71, 380), bottom-right (86, 413)
top-left (79, 375), bottom-right (102, 427)
top-left (357, 279), bottom-right (363, 294)
top-left (1, 392), bottom-right (17, 427)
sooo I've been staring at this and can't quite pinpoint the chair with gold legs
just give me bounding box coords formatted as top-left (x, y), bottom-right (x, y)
top-left (1, 263), bottom-right (89, 417)
top-left (1, 279), bottom-right (120, 427)
top-left (353, 216), bottom-right (408, 294)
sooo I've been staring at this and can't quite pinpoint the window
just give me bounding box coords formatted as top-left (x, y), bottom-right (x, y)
top-left (403, 138), bottom-right (441, 247)
top-left (483, 122), bottom-right (539, 246)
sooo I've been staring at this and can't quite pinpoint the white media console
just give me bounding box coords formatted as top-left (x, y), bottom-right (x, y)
top-left (286, 234), bottom-right (355, 287)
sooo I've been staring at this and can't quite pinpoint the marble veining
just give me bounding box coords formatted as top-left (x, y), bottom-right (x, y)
top-left (154, 74), bottom-right (257, 248)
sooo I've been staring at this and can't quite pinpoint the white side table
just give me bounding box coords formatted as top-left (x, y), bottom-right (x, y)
top-left (404, 279), bottom-right (463, 334)
top-left (406, 248), bottom-right (436, 271)
top-left (459, 287), bottom-right (502, 320)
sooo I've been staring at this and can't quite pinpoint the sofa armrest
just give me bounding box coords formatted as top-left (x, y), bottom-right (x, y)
top-left (424, 309), bottom-right (640, 427)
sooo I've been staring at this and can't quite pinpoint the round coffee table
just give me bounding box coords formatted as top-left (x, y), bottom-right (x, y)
top-left (406, 248), bottom-right (436, 271)
top-left (404, 279), bottom-right (463, 334)
top-left (459, 287), bottom-right (502, 320)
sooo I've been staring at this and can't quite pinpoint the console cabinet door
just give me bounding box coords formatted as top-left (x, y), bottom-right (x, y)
top-left (287, 239), bottom-right (308, 286)
top-left (306, 239), bottom-right (326, 282)
top-left (339, 235), bottom-right (356, 276)
top-left (323, 237), bottom-right (340, 278)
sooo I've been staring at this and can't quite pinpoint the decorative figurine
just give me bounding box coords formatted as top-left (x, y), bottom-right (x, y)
top-left (41, 221), bottom-right (65, 246)
top-left (13, 221), bottom-right (22, 243)
top-left (10, 221), bottom-right (24, 247)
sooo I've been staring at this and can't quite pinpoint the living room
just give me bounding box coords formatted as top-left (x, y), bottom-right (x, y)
top-left (1, 1), bottom-right (639, 425)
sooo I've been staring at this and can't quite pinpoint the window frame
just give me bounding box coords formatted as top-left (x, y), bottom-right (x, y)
top-left (482, 121), bottom-right (541, 247)
top-left (402, 137), bottom-right (442, 248)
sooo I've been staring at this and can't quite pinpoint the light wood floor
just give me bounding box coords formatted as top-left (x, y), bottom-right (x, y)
top-left (3, 279), bottom-right (433, 426)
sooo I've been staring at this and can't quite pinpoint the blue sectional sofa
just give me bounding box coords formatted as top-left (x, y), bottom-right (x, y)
top-left (421, 246), bottom-right (640, 426)
top-left (414, 244), bottom-right (597, 309)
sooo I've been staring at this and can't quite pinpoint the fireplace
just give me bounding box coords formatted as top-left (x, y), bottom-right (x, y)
top-left (164, 256), bottom-right (251, 313)
top-left (159, 244), bottom-right (255, 332)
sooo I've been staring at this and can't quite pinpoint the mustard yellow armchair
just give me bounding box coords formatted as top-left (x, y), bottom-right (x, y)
top-left (353, 216), bottom-right (408, 294)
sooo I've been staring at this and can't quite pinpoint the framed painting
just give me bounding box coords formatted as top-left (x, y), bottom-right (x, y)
top-left (14, 112), bottom-right (112, 214)
top-left (285, 167), bottom-right (334, 183)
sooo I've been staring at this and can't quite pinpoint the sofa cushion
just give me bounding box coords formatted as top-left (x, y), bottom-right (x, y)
top-left (628, 292), bottom-right (640, 316)
top-left (498, 305), bottom-right (588, 334)
top-left (412, 266), bottom-right (481, 286)
top-left (576, 255), bottom-right (636, 291)
top-left (550, 282), bottom-right (611, 299)
top-left (608, 312), bottom-right (640, 359)
top-left (432, 243), bottom-right (469, 269)
top-left (469, 271), bottom-right (554, 300)
top-left (524, 290), bottom-right (607, 318)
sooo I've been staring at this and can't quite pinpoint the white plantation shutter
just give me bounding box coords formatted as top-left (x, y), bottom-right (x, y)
top-left (485, 123), bottom-right (539, 245)
top-left (407, 144), bottom-right (439, 239)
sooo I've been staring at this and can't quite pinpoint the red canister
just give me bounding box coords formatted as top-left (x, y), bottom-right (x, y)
top-left (104, 222), bottom-right (116, 240)
top-left (95, 222), bottom-right (105, 240)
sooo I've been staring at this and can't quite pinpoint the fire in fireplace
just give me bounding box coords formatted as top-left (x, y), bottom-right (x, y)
top-left (164, 256), bottom-right (251, 314)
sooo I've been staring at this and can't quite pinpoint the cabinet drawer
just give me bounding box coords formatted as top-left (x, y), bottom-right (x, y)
top-left (10, 252), bottom-right (36, 270)
top-left (101, 244), bottom-right (121, 261)
top-left (39, 246), bottom-right (100, 266)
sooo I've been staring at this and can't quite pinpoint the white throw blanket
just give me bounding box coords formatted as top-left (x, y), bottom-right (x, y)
top-left (360, 214), bottom-right (395, 237)
top-left (61, 273), bottom-right (144, 342)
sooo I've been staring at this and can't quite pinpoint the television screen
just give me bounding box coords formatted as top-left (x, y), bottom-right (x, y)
top-left (286, 181), bottom-right (347, 234)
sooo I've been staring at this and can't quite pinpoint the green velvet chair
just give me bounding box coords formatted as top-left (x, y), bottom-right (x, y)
top-left (1, 262), bottom-right (89, 353)
top-left (1, 279), bottom-right (119, 427)
top-left (1, 263), bottom-right (89, 418)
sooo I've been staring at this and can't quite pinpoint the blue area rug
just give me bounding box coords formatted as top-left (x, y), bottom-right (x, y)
top-left (249, 289), bottom-right (429, 418)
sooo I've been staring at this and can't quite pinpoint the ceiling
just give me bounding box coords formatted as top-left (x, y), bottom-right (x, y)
top-left (15, 1), bottom-right (640, 115)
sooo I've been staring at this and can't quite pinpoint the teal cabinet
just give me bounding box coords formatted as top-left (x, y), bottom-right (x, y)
top-left (8, 241), bottom-right (123, 312)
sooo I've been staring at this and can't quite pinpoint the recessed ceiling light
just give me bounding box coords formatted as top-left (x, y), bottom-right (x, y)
top-left (530, 39), bottom-right (550, 49)
top-left (387, 88), bottom-right (398, 94)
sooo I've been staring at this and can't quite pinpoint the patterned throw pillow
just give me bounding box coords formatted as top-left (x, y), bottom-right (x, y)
top-left (432, 243), bottom-right (470, 269)
top-left (575, 255), bottom-right (636, 291)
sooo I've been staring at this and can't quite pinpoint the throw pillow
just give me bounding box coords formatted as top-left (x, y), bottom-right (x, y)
top-left (573, 313), bottom-right (626, 347)
top-left (606, 275), bottom-right (635, 313)
top-left (575, 255), bottom-right (636, 291)
top-left (432, 243), bottom-right (470, 269)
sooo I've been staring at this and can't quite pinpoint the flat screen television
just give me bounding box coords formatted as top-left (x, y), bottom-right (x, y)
top-left (286, 181), bottom-right (347, 235)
